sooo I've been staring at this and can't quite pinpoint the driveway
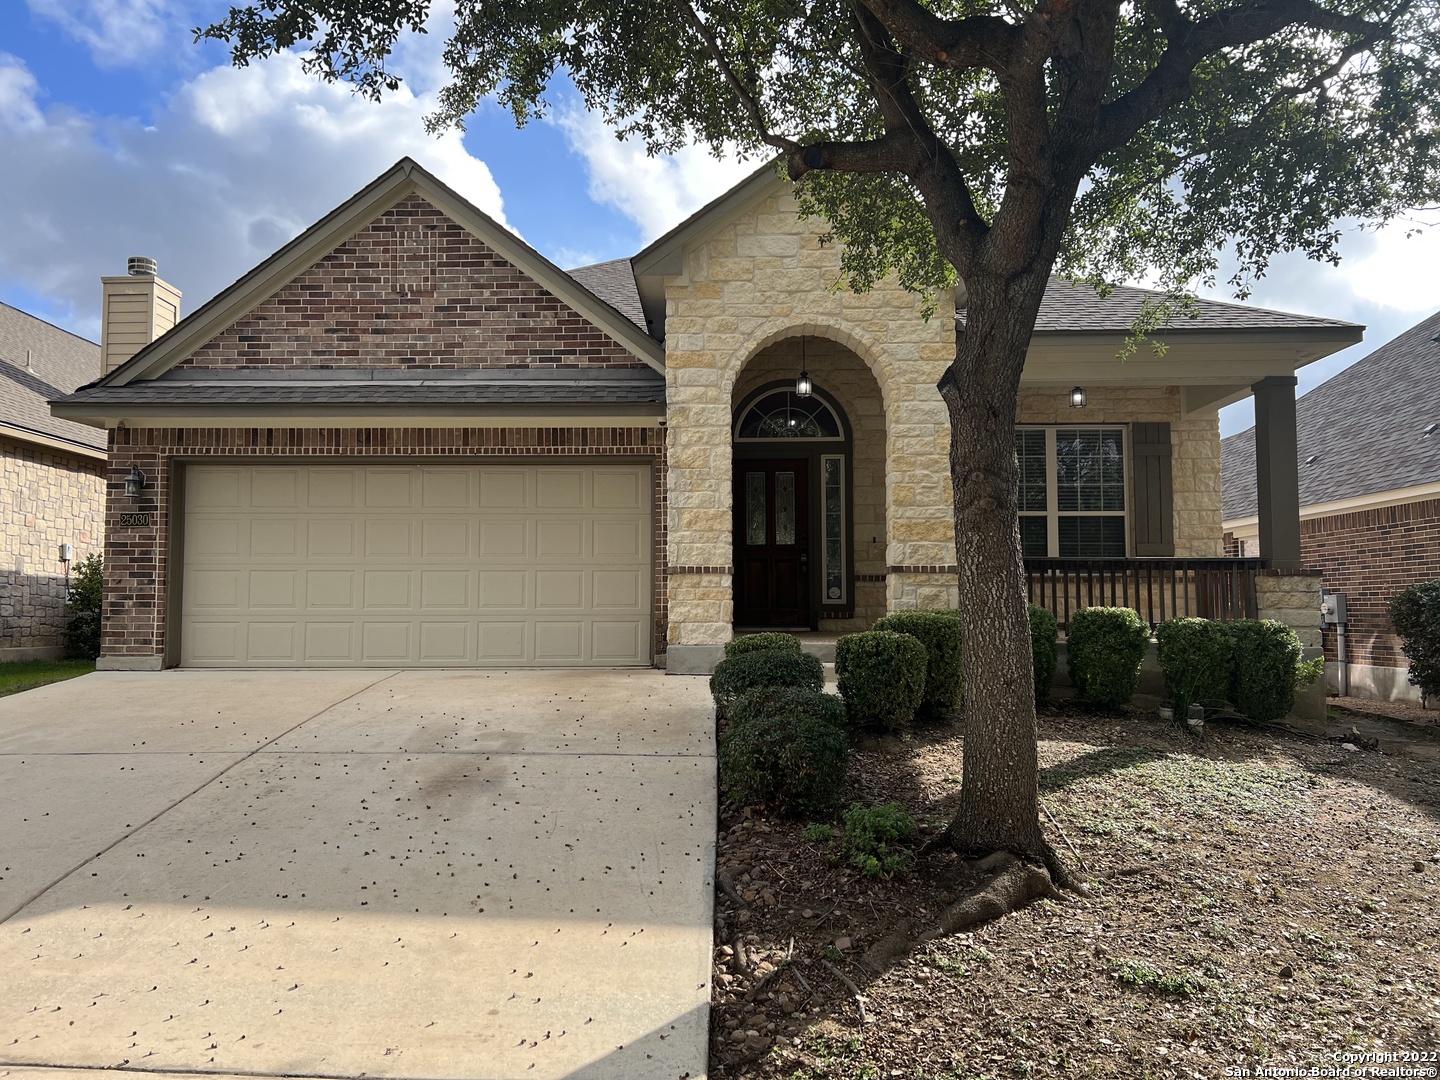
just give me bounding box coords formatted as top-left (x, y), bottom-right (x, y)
top-left (0, 670), bottom-right (715, 1080)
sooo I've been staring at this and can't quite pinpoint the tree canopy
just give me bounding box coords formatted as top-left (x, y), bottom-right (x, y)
top-left (201, 0), bottom-right (1438, 307)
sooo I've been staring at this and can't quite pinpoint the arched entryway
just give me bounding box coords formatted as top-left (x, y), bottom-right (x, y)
top-left (731, 335), bottom-right (888, 631)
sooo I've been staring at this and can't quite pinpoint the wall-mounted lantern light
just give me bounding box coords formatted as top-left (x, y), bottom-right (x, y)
top-left (795, 335), bottom-right (813, 398)
top-left (1069, 386), bottom-right (1087, 409)
top-left (124, 464), bottom-right (147, 500)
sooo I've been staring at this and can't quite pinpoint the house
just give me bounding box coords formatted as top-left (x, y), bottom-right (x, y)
top-left (1222, 310), bottom-right (1440, 702)
top-left (50, 158), bottom-right (1358, 673)
top-left (1, 303), bottom-right (108, 660)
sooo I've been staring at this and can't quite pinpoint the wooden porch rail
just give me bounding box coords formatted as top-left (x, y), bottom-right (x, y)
top-left (1024, 558), bottom-right (1265, 631)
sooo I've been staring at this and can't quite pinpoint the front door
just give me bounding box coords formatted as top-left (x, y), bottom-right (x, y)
top-left (733, 458), bottom-right (810, 628)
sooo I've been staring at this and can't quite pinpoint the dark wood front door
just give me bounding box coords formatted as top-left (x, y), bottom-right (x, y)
top-left (734, 458), bottom-right (810, 628)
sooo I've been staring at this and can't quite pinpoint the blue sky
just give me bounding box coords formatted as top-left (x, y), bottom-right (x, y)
top-left (2, 0), bottom-right (1436, 437)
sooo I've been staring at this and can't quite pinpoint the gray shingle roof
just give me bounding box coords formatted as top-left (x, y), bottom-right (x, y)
top-left (567, 259), bottom-right (647, 331)
top-left (0, 302), bottom-right (106, 452)
top-left (58, 376), bottom-right (665, 409)
top-left (960, 279), bottom-right (1360, 333)
top-left (1222, 310), bottom-right (1440, 520)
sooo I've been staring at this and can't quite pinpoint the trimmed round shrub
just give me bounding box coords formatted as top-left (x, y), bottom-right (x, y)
top-left (1028, 604), bottom-right (1059, 703)
top-left (719, 688), bottom-right (849, 816)
top-left (1155, 617), bottom-right (1231, 715)
top-left (1226, 619), bottom-right (1305, 723)
top-left (724, 632), bottom-right (803, 659)
top-left (1388, 581), bottom-right (1440, 701)
top-left (710, 648), bottom-right (824, 719)
top-left (873, 611), bottom-right (962, 719)
top-left (835, 630), bottom-right (927, 730)
top-left (1067, 606), bottom-right (1150, 707)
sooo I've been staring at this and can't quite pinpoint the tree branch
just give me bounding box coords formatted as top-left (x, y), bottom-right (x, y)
top-left (1096, 0), bottom-right (1401, 153)
top-left (669, 0), bottom-right (800, 154)
top-left (855, 0), bottom-right (1022, 71)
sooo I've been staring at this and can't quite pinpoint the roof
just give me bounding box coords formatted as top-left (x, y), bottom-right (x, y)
top-left (965, 279), bottom-right (1361, 335)
top-left (1222, 310), bottom-right (1440, 519)
top-left (85, 158), bottom-right (663, 392)
top-left (57, 371), bottom-right (666, 410)
top-left (0, 302), bottom-right (106, 454)
top-left (566, 259), bottom-right (646, 331)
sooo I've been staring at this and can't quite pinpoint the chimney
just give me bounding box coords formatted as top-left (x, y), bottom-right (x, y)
top-left (100, 257), bottom-right (181, 376)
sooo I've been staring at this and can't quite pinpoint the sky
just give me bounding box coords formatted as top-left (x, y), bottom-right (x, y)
top-left (1, 0), bottom-right (1436, 438)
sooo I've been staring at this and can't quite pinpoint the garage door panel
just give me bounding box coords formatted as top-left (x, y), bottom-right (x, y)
top-left (308, 520), bottom-right (355, 557)
top-left (182, 465), bottom-right (649, 667)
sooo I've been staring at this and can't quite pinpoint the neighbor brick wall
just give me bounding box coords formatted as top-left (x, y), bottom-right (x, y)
top-left (102, 426), bottom-right (667, 665)
top-left (1, 437), bottom-right (106, 653)
top-left (179, 194), bottom-right (647, 372)
top-left (1300, 496), bottom-right (1440, 667)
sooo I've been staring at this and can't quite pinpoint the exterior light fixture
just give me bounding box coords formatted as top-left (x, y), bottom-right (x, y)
top-left (795, 335), bottom-right (813, 398)
top-left (124, 464), bottom-right (146, 500)
top-left (1069, 386), bottom-right (1087, 408)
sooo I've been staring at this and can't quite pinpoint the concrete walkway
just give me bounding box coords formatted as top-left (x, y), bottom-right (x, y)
top-left (0, 670), bottom-right (715, 1080)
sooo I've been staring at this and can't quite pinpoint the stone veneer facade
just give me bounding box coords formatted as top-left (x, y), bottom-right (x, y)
top-left (660, 187), bottom-right (1229, 655)
top-left (1, 437), bottom-right (106, 658)
top-left (99, 426), bottom-right (666, 668)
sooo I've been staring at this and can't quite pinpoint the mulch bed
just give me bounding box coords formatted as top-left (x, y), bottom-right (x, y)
top-left (709, 701), bottom-right (1440, 1078)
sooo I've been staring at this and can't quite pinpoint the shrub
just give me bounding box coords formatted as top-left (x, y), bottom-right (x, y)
top-left (1388, 581), bottom-right (1440, 701)
top-left (718, 688), bottom-right (849, 816)
top-left (1067, 606), bottom-right (1150, 707)
top-left (873, 611), bottom-right (963, 719)
top-left (841, 802), bottom-right (919, 878)
top-left (1226, 619), bottom-right (1314, 723)
top-left (63, 553), bottom-right (103, 660)
top-left (710, 649), bottom-right (824, 719)
top-left (724, 632), bottom-right (803, 659)
top-left (1029, 604), bottom-right (1059, 703)
top-left (835, 630), bottom-right (927, 730)
top-left (1155, 617), bottom-right (1232, 715)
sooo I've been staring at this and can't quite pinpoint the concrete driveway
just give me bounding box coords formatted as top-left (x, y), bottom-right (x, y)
top-left (0, 670), bottom-right (715, 1080)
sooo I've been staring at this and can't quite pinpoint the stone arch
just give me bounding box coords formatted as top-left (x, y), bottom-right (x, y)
top-left (722, 316), bottom-right (903, 418)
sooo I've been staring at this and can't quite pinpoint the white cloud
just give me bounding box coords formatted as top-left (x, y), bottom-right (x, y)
top-left (552, 105), bottom-right (760, 243)
top-left (25, 0), bottom-right (190, 68)
top-left (0, 51), bottom-right (510, 339)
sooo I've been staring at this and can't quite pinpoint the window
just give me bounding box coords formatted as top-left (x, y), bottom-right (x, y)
top-left (735, 390), bottom-right (843, 440)
top-left (1015, 426), bottom-right (1128, 558)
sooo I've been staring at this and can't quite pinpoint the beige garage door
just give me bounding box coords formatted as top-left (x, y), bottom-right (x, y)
top-left (180, 464), bottom-right (651, 667)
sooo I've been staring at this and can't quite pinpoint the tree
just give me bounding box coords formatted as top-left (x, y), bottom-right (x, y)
top-left (200, 0), bottom-right (1439, 890)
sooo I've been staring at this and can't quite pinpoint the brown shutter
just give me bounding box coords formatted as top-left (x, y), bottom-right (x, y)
top-left (1131, 422), bottom-right (1175, 557)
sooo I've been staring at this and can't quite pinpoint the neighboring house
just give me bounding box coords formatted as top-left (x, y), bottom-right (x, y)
top-left (1223, 310), bottom-right (1440, 702)
top-left (51, 158), bottom-right (1359, 673)
top-left (1, 303), bottom-right (108, 660)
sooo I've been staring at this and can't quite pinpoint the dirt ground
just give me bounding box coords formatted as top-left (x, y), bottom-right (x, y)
top-left (709, 700), bottom-right (1440, 1079)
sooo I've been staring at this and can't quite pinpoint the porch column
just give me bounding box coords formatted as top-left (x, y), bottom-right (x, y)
top-left (1252, 374), bottom-right (1302, 569)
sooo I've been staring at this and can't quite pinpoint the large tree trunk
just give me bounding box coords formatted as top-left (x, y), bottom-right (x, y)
top-left (939, 266), bottom-right (1054, 859)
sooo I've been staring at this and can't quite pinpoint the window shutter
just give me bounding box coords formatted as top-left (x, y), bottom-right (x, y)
top-left (1131, 422), bottom-right (1174, 557)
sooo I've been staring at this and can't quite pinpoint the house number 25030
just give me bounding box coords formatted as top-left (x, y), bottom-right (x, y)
top-left (118, 512), bottom-right (151, 527)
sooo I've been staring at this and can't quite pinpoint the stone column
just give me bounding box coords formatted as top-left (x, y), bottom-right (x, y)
top-left (1253, 375), bottom-right (1302, 569)
top-left (1256, 567), bottom-right (1324, 722)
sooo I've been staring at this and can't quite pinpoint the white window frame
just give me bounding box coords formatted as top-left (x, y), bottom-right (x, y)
top-left (1016, 425), bottom-right (1130, 558)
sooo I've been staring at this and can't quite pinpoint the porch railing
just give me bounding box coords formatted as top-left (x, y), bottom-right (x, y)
top-left (1024, 557), bottom-right (1265, 631)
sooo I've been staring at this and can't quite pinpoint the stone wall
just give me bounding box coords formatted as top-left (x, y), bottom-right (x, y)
top-left (99, 426), bottom-right (667, 668)
top-left (1, 437), bottom-right (106, 657)
top-left (1255, 567), bottom-right (1325, 721)
top-left (663, 187), bottom-right (957, 650)
top-left (1017, 384), bottom-right (1224, 558)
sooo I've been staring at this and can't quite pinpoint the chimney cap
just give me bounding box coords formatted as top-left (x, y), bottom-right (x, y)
top-left (127, 256), bottom-right (158, 277)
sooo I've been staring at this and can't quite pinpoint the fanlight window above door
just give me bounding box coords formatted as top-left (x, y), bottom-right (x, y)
top-left (735, 390), bottom-right (843, 440)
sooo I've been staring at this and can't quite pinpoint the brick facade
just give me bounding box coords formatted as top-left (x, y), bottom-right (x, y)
top-left (1, 437), bottom-right (106, 656)
top-left (101, 426), bottom-right (667, 666)
top-left (179, 194), bottom-right (647, 372)
top-left (1300, 497), bottom-right (1440, 667)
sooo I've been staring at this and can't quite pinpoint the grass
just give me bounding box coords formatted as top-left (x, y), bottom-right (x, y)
top-left (0, 658), bottom-right (94, 697)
